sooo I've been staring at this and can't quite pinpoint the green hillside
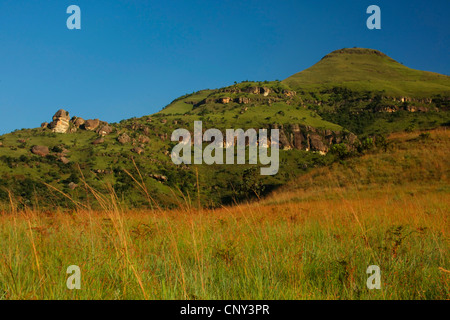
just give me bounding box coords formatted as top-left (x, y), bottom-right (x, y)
top-left (0, 48), bottom-right (449, 210)
top-left (284, 48), bottom-right (450, 97)
top-left (159, 81), bottom-right (342, 131)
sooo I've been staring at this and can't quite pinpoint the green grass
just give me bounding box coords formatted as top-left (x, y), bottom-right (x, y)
top-left (283, 48), bottom-right (450, 98)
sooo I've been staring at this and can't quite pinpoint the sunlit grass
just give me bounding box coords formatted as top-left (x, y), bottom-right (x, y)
top-left (0, 129), bottom-right (448, 300)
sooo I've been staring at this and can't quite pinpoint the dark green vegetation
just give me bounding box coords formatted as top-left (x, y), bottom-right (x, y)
top-left (0, 48), bottom-right (449, 210)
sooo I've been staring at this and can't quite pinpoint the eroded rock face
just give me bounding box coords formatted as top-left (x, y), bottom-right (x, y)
top-left (309, 133), bottom-right (327, 152)
top-left (244, 86), bottom-right (270, 96)
top-left (219, 97), bottom-right (232, 104)
top-left (49, 109), bottom-right (70, 133)
top-left (270, 123), bottom-right (358, 154)
top-left (291, 124), bottom-right (304, 150)
top-left (236, 97), bottom-right (250, 104)
top-left (272, 124), bottom-right (292, 150)
top-left (246, 87), bottom-right (260, 94)
top-left (31, 145), bottom-right (49, 157)
top-left (261, 87), bottom-right (270, 97)
top-left (84, 119), bottom-right (100, 131)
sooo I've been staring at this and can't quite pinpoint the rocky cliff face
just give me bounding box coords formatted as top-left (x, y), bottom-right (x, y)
top-left (271, 124), bottom-right (357, 153)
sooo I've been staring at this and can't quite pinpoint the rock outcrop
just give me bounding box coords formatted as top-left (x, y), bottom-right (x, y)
top-left (219, 97), bottom-right (232, 104)
top-left (43, 111), bottom-right (111, 134)
top-left (97, 125), bottom-right (113, 136)
top-left (49, 109), bottom-right (70, 133)
top-left (270, 124), bottom-right (358, 153)
top-left (31, 145), bottom-right (49, 157)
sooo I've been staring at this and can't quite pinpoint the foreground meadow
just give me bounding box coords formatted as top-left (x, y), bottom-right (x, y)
top-left (0, 129), bottom-right (449, 299)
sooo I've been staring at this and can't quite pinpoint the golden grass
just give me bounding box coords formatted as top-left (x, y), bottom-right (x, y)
top-left (0, 129), bottom-right (448, 300)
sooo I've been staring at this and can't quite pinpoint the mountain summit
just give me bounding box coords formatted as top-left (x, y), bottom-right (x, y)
top-left (283, 48), bottom-right (450, 98)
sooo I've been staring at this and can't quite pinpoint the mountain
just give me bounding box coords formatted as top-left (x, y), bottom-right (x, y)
top-left (0, 48), bottom-right (449, 210)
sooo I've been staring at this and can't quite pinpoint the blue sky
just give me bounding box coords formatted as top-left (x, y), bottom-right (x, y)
top-left (0, 0), bottom-right (449, 134)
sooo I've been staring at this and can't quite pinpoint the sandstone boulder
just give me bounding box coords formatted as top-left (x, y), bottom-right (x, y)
top-left (97, 125), bottom-right (113, 136)
top-left (71, 117), bottom-right (85, 128)
top-left (31, 145), bottom-right (49, 157)
top-left (84, 119), bottom-right (100, 131)
top-left (219, 97), bottom-right (232, 104)
top-left (49, 109), bottom-right (70, 133)
top-left (118, 133), bottom-right (131, 144)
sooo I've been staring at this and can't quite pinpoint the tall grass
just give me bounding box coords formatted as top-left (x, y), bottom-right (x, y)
top-left (0, 129), bottom-right (448, 299)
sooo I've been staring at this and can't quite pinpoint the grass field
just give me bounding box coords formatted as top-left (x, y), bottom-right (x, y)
top-left (0, 129), bottom-right (448, 300)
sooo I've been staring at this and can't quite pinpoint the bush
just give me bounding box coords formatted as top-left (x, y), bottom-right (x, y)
top-left (330, 143), bottom-right (351, 159)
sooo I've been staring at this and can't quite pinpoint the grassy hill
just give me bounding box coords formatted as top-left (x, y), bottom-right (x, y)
top-left (284, 48), bottom-right (450, 98)
top-left (158, 81), bottom-right (342, 131)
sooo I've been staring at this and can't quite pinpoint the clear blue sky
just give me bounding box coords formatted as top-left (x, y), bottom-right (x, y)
top-left (0, 0), bottom-right (449, 134)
